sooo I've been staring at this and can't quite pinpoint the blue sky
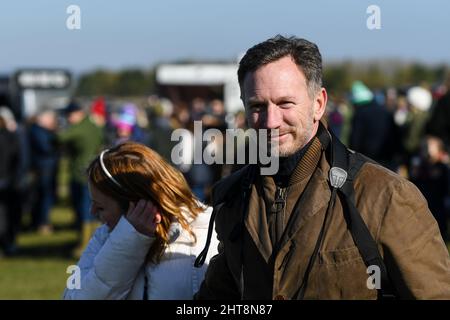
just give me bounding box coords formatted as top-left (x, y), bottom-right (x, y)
top-left (0, 0), bottom-right (449, 74)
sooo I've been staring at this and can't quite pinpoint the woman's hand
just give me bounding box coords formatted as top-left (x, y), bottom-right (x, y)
top-left (126, 199), bottom-right (162, 237)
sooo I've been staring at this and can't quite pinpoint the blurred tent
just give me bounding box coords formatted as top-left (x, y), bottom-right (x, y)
top-left (156, 63), bottom-right (243, 114)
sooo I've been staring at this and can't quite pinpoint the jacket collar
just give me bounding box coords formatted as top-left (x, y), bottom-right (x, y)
top-left (244, 131), bottom-right (331, 262)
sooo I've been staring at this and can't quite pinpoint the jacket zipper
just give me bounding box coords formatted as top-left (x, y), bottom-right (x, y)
top-left (272, 186), bottom-right (288, 234)
top-left (274, 186), bottom-right (287, 210)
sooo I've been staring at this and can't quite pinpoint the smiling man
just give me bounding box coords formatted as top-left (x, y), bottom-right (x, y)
top-left (243, 55), bottom-right (324, 157)
top-left (195, 35), bottom-right (450, 300)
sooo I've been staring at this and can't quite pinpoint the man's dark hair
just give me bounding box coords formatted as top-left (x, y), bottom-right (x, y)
top-left (238, 35), bottom-right (323, 97)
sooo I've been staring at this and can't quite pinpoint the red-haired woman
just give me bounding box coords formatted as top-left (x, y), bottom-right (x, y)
top-left (63, 141), bottom-right (218, 299)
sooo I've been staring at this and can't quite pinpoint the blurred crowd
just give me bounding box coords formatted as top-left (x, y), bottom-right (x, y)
top-left (328, 78), bottom-right (450, 242)
top-left (1, 76), bottom-right (450, 258)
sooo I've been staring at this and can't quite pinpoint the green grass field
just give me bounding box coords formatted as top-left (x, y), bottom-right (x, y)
top-left (0, 206), bottom-right (78, 299)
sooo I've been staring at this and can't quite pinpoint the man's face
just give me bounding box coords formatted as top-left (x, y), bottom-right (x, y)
top-left (242, 56), bottom-right (327, 157)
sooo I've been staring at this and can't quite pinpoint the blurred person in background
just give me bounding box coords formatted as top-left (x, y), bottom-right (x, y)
top-left (174, 105), bottom-right (190, 129)
top-left (410, 136), bottom-right (449, 241)
top-left (29, 109), bottom-right (59, 235)
top-left (349, 81), bottom-right (399, 170)
top-left (190, 97), bottom-right (207, 122)
top-left (402, 86), bottom-right (433, 159)
top-left (225, 109), bottom-right (250, 175)
top-left (427, 74), bottom-right (450, 150)
top-left (146, 96), bottom-right (177, 163)
top-left (113, 103), bottom-right (149, 146)
top-left (202, 99), bottom-right (228, 185)
top-left (0, 106), bottom-right (29, 255)
top-left (393, 95), bottom-right (409, 129)
top-left (0, 109), bottom-right (19, 256)
top-left (114, 112), bottom-right (134, 145)
top-left (385, 87), bottom-right (399, 114)
top-left (325, 97), bottom-right (344, 139)
top-left (90, 96), bottom-right (107, 128)
top-left (63, 142), bottom-right (218, 299)
top-left (392, 94), bottom-right (411, 177)
top-left (184, 121), bottom-right (214, 203)
top-left (58, 101), bottom-right (104, 258)
top-left (202, 99), bottom-right (227, 132)
top-left (334, 95), bottom-right (352, 146)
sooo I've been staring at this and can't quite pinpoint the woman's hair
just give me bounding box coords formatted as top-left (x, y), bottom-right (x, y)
top-left (87, 141), bottom-right (203, 264)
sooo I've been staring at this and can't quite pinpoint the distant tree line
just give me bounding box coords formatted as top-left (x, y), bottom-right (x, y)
top-left (75, 61), bottom-right (449, 97)
top-left (75, 69), bottom-right (156, 96)
top-left (324, 61), bottom-right (449, 95)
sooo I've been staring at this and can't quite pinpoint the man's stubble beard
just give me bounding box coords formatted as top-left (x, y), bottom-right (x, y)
top-left (277, 105), bottom-right (315, 157)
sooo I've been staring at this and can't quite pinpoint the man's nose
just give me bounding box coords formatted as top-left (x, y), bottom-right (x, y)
top-left (264, 103), bottom-right (282, 129)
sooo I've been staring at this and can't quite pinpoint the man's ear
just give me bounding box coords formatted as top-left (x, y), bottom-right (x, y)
top-left (313, 88), bottom-right (327, 121)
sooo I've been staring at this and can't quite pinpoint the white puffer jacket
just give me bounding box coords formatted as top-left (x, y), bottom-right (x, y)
top-left (63, 205), bottom-right (218, 300)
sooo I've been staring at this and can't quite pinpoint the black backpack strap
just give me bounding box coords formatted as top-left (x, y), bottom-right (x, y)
top-left (194, 201), bottom-right (223, 268)
top-left (330, 130), bottom-right (396, 299)
top-left (194, 165), bottom-right (256, 268)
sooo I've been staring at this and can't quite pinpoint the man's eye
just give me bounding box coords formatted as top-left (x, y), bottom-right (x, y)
top-left (280, 101), bottom-right (294, 108)
top-left (249, 104), bottom-right (263, 111)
